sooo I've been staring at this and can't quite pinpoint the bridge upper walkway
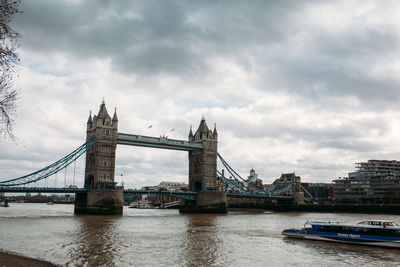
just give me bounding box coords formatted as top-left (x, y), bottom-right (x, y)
top-left (117, 133), bottom-right (204, 151)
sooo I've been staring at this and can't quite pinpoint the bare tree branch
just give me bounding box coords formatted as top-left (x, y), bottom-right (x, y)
top-left (0, 0), bottom-right (21, 140)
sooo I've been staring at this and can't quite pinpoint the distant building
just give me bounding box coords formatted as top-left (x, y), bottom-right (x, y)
top-left (267, 173), bottom-right (306, 203)
top-left (277, 172), bottom-right (301, 185)
top-left (333, 160), bottom-right (400, 204)
top-left (143, 181), bottom-right (188, 191)
top-left (247, 169), bottom-right (258, 183)
top-left (141, 185), bottom-right (159, 191)
top-left (159, 181), bottom-right (188, 191)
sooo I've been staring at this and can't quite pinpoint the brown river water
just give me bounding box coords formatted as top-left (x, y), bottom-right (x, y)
top-left (0, 203), bottom-right (400, 266)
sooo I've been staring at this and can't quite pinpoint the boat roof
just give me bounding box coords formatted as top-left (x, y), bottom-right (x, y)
top-left (305, 220), bottom-right (399, 228)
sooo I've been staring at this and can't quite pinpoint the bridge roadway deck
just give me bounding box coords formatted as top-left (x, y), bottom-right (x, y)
top-left (0, 187), bottom-right (293, 200)
top-left (0, 187), bottom-right (86, 194)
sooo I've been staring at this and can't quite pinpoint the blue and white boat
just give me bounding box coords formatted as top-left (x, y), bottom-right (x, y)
top-left (282, 220), bottom-right (400, 248)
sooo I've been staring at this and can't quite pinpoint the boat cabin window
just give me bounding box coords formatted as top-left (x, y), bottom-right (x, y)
top-left (358, 221), bottom-right (382, 226)
top-left (304, 224), bottom-right (312, 230)
top-left (317, 225), bottom-right (400, 237)
top-left (357, 221), bottom-right (398, 226)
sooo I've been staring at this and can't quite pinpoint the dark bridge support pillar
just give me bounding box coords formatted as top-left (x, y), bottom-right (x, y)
top-left (179, 192), bottom-right (227, 213)
top-left (180, 116), bottom-right (228, 213)
top-left (75, 189), bottom-right (123, 215)
top-left (74, 100), bottom-right (123, 215)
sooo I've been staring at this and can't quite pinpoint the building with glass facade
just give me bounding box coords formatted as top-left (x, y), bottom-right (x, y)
top-left (333, 160), bottom-right (400, 204)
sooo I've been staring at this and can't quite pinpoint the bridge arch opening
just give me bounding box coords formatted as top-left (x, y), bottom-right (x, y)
top-left (85, 175), bottom-right (94, 189)
top-left (194, 181), bottom-right (202, 192)
top-left (115, 146), bottom-right (189, 189)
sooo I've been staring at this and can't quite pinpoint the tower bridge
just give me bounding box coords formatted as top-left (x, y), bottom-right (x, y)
top-left (76, 100), bottom-right (227, 214)
top-left (0, 100), bottom-right (302, 215)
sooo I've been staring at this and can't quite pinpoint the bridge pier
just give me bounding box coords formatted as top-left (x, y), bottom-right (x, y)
top-left (74, 189), bottom-right (123, 215)
top-left (179, 192), bottom-right (227, 213)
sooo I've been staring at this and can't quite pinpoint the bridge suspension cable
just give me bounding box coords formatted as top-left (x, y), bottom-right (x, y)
top-left (217, 153), bottom-right (300, 197)
top-left (217, 153), bottom-right (259, 192)
top-left (0, 139), bottom-right (96, 187)
top-left (264, 183), bottom-right (278, 193)
top-left (217, 170), bottom-right (249, 192)
top-left (271, 183), bottom-right (294, 196)
top-left (301, 185), bottom-right (314, 200)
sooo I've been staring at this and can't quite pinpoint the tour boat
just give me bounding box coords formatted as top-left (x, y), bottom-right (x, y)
top-left (128, 200), bottom-right (153, 209)
top-left (282, 220), bottom-right (400, 248)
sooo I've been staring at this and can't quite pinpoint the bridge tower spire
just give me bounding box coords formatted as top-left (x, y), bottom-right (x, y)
top-left (75, 100), bottom-right (123, 215)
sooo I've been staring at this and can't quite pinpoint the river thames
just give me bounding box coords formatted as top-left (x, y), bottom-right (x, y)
top-left (0, 203), bottom-right (399, 266)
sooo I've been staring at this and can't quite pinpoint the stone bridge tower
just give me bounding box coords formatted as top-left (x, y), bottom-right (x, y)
top-left (188, 115), bottom-right (219, 192)
top-left (181, 116), bottom-right (227, 213)
top-left (74, 100), bottom-right (123, 215)
top-left (84, 100), bottom-right (118, 189)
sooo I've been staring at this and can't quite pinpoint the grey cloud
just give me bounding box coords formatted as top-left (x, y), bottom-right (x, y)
top-left (17, 0), bottom-right (400, 108)
top-left (257, 19), bottom-right (400, 106)
top-left (14, 0), bottom-right (305, 75)
top-left (4, 1), bottom-right (400, 186)
top-left (16, 1), bottom-right (400, 97)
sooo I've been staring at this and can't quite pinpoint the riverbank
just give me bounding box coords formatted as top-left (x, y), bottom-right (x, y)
top-left (0, 249), bottom-right (60, 267)
top-left (266, 204), bottom-right (400, 214)
top-left (228, 201), bottom-right (400, 214)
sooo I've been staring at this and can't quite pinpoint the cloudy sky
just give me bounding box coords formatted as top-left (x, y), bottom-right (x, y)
top-left (1, 0), bottom-right (400, 189)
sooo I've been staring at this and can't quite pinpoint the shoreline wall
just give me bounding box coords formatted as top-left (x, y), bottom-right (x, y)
top-left (265, 204), bottom-right (400, 214)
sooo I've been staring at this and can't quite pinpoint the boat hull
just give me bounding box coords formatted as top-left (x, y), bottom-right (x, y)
top-left (282, 229), bottom-right (400, 249)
